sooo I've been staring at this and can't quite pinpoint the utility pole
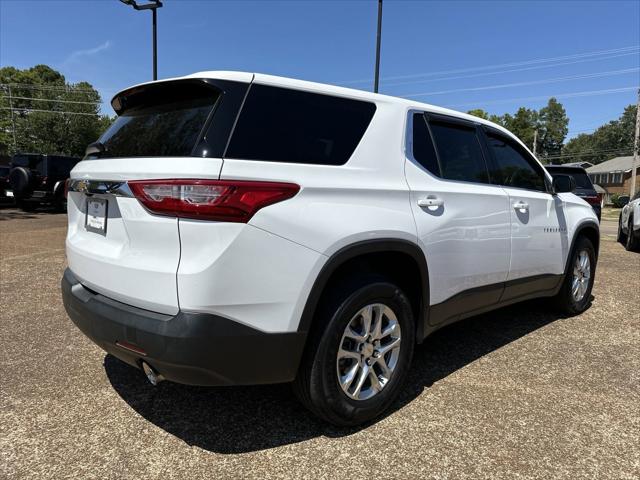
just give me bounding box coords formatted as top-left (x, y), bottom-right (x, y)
top-left (6, 85), bottom-right (17, 152)
top-left (373, 0), bottom-right (383, 93)
top-left (532, 129), bottom-right (538, 158)
top-left (630, 88), bottom-right (639, 197)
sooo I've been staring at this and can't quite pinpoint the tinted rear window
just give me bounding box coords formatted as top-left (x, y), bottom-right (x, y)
top-left (226, 85), bottom-right (376, 165)
top-left (429, 122), bottom-right (489, 183)
top-left (97, 82), bottom-right (220, 158)
top-left (411, 113), bottom-right (440, 176)
top-left (548, 169), bottom-right (593, 189)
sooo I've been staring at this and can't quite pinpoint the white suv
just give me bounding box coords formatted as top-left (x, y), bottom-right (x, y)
top-left (62, 71), bottom-right (599, 426)
top-left (618, 190), bottom-right (640, 251)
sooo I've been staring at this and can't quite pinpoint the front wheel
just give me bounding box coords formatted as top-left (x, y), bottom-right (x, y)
top-left (294, 278), bottom-right (415, 426)
top-left (617, 215), bottom-right (627, 244)
top-left (553, 236), bottom-right (596, 315)
top-left (625, 215), bottom-right (639, 252)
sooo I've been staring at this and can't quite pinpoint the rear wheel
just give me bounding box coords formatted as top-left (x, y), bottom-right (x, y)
top-left (294, 276), bottom-right (415, 426)
top-left (553, 236), bottom-right (596, 315)
top-left (625, 214), bottom-right (639, 252)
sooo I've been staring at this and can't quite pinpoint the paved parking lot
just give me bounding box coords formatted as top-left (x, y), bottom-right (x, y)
top-left (1, 208), bottom-right (638, 479)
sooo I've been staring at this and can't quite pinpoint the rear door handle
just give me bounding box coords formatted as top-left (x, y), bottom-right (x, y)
top-left (417, 196), bottom-right (444, 208)
top-left (513, 201), bottom-right (529, 212)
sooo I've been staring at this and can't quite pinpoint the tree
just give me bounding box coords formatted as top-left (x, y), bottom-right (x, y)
top-left (0, 65), bottom-right (112, 157)
top-left (563, 104), bottom-right (636, 165)
top-left (503, 107), bottom-right (538, 151)
top-left (467, 108), bottom-right (489, 120)
top-left (537, 97), bottom-right (568, 158)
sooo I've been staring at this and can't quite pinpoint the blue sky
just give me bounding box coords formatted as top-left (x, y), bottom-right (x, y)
top-left (1, 0), bottom-right (639, 139)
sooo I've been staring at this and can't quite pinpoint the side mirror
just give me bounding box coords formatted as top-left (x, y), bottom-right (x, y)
top-left (552, 174), bottom-right (575, 194)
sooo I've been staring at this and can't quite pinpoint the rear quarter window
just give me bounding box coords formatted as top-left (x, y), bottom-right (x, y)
top-left (225, 85), bottom-right (376, 165)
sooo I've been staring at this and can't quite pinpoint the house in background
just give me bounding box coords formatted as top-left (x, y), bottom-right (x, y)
top-left (586, 155), bottom-right (639, 204)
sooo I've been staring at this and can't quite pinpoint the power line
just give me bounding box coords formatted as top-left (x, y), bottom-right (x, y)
top-left (444, 86), bottom-right (640, 108)
top-left (0, 107), bottom-right (101, 117)
top-left (403, 67), bottom-right (640, 98)
top-left (340, 45), bottom-right (640, 84)
top-left (0, 95), bottom-right (101, 105)
top-left (541, 148), bottom-right (634, 160)
top-left (0, 82), bottom-right (101, 94)
top-left (377, 51), bottom-right (640, 88)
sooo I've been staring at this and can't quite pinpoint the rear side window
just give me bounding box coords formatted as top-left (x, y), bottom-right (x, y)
top-left (411, 113), bottom-right (439, 176)
top-left (226, 85), bottom-right (376, 165)
top-left (548, 169), bottom-right (593, 189)
top-left (486, 133), bottom-right (546, 191)
top-left (97, 82), bottom-right (220, 158)
top-left (429, 122), bottom-right (489, 183)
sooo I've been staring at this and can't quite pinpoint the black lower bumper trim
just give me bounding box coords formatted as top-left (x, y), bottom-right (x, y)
top-left (61, 268), bottom-right (306, 386)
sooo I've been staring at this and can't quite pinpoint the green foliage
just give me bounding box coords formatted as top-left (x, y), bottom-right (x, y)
top-left (466, 108), bottom-right (489, 120)
top-left (538, 98), bottom-right (568, 158)
top-left (504, 107), bottom-right (539, 151)
top-left (0, 65), bottom-right (113, 157)
top-left (563, 104), bottom-right (636, 165)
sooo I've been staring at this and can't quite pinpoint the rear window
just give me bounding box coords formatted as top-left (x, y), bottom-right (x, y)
top-left (429, 122), bottom-right (489, 183)
top-left (548, 169), bottom-right (593, 189)
top-left (226, 85), bottom-right (376, 165)
top-left (96, 82), bottom-right (220, 158)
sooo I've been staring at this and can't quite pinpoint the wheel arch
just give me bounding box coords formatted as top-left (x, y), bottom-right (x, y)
top-left (568, 220), bottom-right (600, 271)
top-left (297, 239), bottom-right (429, 343)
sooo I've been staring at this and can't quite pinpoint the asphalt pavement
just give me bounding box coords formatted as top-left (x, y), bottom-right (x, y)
top-left (1, 209), bottom-right (638, 479)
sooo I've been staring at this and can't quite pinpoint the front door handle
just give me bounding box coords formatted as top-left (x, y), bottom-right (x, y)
top-left (513, 201), bottom-right (529, 212)
top-left (417, 196), bottom-right (444, 208)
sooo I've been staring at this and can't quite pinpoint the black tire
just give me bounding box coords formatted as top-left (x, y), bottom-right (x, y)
top-left (625, 214), bottom-right (639, 252)
top-left (617, 214), bottom-right (627, 244)
top-left (293, 275), bottom-right (415, 426)
top-left (553, 236), bottom-right (596, 315)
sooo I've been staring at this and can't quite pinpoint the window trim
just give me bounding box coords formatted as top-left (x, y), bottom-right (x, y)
top-left (481, 126), bottom-right (552, 194)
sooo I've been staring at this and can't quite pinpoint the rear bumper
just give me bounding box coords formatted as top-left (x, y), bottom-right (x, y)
top-left (61, 268), bottom-right (306, 386)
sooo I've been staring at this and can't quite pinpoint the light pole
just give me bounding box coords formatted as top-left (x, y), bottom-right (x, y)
top-left (119, 0), bottom-right (163, 81)
top-left (374, 0), bottom-right (383, 93)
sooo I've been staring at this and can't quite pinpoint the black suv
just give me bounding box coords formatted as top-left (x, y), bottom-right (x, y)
top-left (545, 165), bottom-right (602, 221)
top-left (8, 153), bottom-right (80, 211)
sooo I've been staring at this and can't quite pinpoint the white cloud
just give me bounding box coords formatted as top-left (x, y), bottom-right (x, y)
top-left (64, 41), bottom-right (112, 64)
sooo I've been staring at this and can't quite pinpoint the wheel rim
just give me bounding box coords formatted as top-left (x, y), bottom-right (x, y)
top-left (571, 249), bottom-right (591, 302)
top-left (336, 303), bottom-right (401, 401)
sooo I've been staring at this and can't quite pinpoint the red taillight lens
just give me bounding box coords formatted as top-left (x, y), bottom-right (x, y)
top-left (41, 176), bottom-right (48, 185)
top-left (128, 179), bottom-right (300, 223)
top-left (583, 195), bottom-right (600, 206)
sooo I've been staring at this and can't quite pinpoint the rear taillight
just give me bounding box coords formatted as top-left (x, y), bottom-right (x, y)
top-left (64, 179), bottom-right (70, 199)
top-left (128, 179), bottom-right (299, 223)
top-left (41, 176), bottom-right (48, 185)
top-left (583, 195), bottom-right (600, 206)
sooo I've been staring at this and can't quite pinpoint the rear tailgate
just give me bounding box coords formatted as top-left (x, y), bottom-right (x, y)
top-left (67, 158), bottom-right (223, 315)
top-left (65, 77), bottom-right (248, 314)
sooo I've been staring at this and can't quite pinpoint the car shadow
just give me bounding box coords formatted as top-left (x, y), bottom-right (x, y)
top-left (104, 299), bottom-right (571, 454)
top-left (0, 205), bottom-right (63, 220)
